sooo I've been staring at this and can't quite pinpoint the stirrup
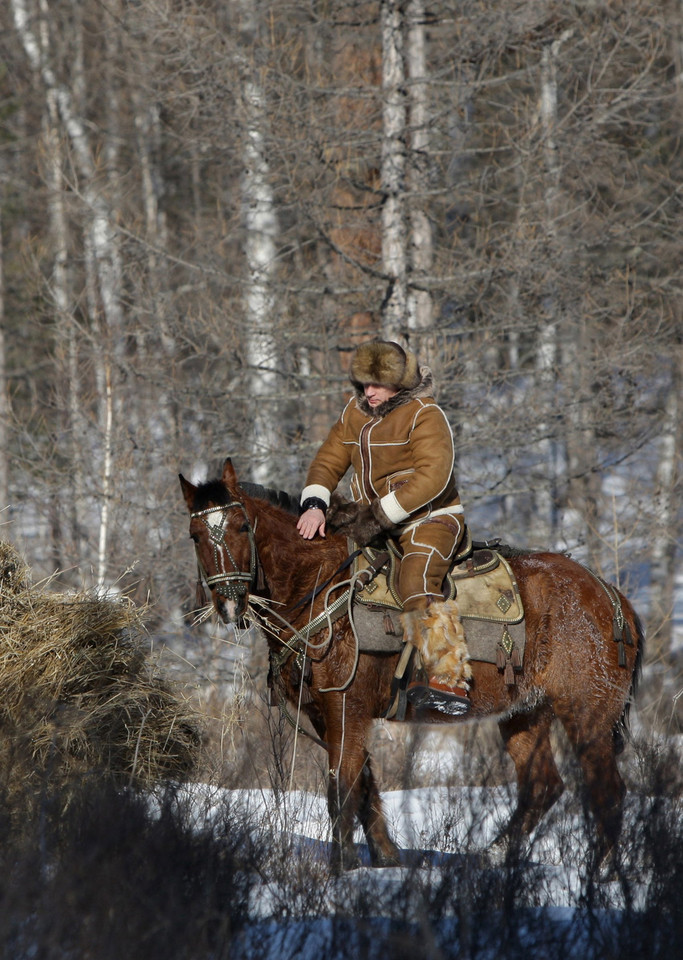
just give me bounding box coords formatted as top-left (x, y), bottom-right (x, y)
top-left (407, 678), bottom-right (470, 716)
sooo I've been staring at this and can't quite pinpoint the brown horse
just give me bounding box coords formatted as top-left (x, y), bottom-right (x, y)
top-left (180, 458), bottom-right (643, 874)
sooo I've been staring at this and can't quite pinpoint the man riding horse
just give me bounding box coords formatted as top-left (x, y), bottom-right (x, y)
top-left (297, 339), bottom-right (471, 715)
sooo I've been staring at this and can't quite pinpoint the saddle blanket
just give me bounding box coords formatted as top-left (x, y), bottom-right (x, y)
top-left (351, 550), bottom-right (525, 669)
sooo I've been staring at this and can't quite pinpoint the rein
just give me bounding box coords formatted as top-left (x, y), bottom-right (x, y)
top-left (193, 500), bottom-right (331, 752)
top-left (190, 498), bottom-right (389, 752)
top-left (282, 547), bottom-right (363, 619)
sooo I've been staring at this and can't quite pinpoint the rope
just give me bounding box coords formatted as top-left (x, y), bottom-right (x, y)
top-left (288, 638), bottom-right (310, 791)
top-left (283, 548), bottom-right (363, 619)
top-left (335, 693), bottom-right (347, 838)
top-left (318, 572), bottom-right (363, 693)
top-left (250, 567), bottom-right (369, 748)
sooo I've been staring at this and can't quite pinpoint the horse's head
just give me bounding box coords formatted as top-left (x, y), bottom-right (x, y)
top-left (179, 458), bottom-right (256, 624)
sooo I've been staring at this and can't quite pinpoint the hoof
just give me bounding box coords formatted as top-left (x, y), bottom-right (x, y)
top-left (330, 849), bottom-right (362, 874)
top-left (595, 847), bottom-right (619, 884)
top-left (371, 850), bottom-right (401, 868)
top-left (486, 833), bottom-right (529, 866)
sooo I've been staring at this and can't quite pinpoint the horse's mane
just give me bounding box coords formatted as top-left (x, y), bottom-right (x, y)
top-left (238, 482), bottom-right (301, 516)
top-left (192, 483), bottom-right (550, 550)
top-left (191, 477), bottom-right (300, 516)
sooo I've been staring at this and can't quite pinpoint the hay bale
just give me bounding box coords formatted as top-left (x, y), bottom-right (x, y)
top-left (0, 541), bottom-right (202, 800)
top-left (0, 540), bottom-right (31, 594)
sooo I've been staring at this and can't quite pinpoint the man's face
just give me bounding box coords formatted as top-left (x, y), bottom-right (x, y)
top-left (364, 383), bottom-right (399, 408)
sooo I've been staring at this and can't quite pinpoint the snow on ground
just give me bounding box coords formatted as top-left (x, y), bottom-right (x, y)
top-left (158, 777), bottom-right (678, 959)
top-left (163, 777), bottom-right (678, 929)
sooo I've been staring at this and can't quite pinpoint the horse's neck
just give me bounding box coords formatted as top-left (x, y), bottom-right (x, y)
top-left (251, 502), bottom-right (343, 608)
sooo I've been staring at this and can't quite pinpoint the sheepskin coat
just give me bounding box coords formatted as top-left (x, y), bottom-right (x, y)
top-left (300, 368), bottom-right (462, 527)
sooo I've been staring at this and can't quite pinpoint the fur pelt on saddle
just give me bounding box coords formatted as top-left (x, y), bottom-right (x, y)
top-left (327, 494), bottom-right (396, 546)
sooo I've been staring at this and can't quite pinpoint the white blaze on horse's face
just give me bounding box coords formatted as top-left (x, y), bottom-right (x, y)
top-left (223, 598), bottom-right (238, 623)
top-left (189, 502), bottom-right (255, 623)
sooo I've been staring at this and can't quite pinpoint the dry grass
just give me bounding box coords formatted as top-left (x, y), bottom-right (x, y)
top-left (0, 540), bottom-right (202, 814)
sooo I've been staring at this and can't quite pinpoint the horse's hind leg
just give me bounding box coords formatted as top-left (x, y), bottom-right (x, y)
top-left (491, 704), bottom-right (565, 857)
top-left (557, 705), bottom-right (626, 869)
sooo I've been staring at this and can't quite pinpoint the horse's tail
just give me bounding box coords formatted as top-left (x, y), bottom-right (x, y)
top-left (613, 606), bottom-right (645, 755)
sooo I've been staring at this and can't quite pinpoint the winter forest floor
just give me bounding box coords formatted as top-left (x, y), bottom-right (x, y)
top-left (0, 548), bottom-right (680, 960)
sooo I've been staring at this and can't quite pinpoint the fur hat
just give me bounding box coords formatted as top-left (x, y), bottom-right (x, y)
top-left (350, 340), bottom-right (421, 390)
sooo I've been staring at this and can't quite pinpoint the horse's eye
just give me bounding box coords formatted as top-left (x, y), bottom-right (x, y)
top-left (190, 533), bottom-right (199, 544)
top-left (240, 522), bottom-right (249, 533)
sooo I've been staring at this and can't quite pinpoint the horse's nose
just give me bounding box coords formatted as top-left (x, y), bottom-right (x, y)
top-left (215, 593), bottom-right (246, 624)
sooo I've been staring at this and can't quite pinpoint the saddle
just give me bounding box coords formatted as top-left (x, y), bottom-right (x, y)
top-left (352, 526), bottom-right (496, 609)
top-left (350, 529), bottom-right (526, 681)
top-left (267, 529), bottom-right (527, 728)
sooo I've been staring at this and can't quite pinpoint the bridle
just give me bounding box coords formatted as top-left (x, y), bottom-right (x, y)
top-left (190, 501), bottom-right (258, 602)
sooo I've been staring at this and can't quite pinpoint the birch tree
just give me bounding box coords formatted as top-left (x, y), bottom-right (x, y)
top-left (380, 0), bottom-right (436, 360)
top-left (380, 0), bottom-right (408, 339)
top-left (42, 80), bottom-right (88, 565)
top-left (12, 0), bottom-right (125, 586)
top-left (514, 35), bottom-right (562, 544)
top-left (240, 71), bottom-right (281, 485)
top-left (405, 0), bottom-right (435, 362)
top-left (647, 342), bottom-right (682, 661)
top-left (0, 204), bottom-right (7, 515)
top-left (235, 2), bottom-right (283, 486)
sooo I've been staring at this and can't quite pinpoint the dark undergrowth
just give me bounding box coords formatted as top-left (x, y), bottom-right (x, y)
top-left (0, 729), bottom-right (680, 960)
top-left (0, 771), bottom-right (258, 960)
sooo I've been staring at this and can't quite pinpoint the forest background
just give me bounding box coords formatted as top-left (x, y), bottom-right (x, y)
top-left (0, 0), bottom-right (680, 703)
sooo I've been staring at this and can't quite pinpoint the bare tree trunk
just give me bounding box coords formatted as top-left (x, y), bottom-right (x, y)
top-left (643, 0), bottom-right (683, 660)
top-left (134, 95), bottom-right (171, 343)
top-left (542, 30), bottom-right (600, 563)
top-left (96, 363), bottom-right (114, 588)
top-left (237, 3), bottom-right (282, 486)
top-left (531, 32), bottom-right (577, 546)
top-left (380, 0), bottom-right (408, 340)
top-left (132, 89), bottom-right (177, 463)
top-left (0, 204), bottom-right (8, 515)
top-left (532, 319), bottom-right (560, 542)
top-left (676, 0), bottom-right (683, 112)
top-left (13, 0), bottom-right (126, 586)
top-left (405, 0), bottom-right (434, 364)
top-left (43, 84), bottom-right (89, 567)
top-left (241, 75), bottom-right (281, 484)
top-left (648, 343), bottom-right (682, 661)
top-left (13, 0), bottom-right (125, 340)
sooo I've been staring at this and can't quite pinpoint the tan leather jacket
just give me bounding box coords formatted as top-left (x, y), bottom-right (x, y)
top-left (301, 385), bottom-right (462, 527)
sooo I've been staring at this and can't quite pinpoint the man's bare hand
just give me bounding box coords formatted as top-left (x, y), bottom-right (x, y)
top-left (297, 507), bottom-right (326, 539)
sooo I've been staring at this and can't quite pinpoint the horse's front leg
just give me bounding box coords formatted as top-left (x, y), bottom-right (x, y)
top-left (357, 755), bottom-right (401, 868)
top-left (326, 698), bottom-right (365, 873)
top-left (326, 736), bottom-right (363, 873)
top-left (324, 695), bottom-right (397, 872)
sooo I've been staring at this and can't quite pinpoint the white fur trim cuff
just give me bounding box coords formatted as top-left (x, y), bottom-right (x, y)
top-left (380, 491), bottom-right (411, 525)
top-left (300, 484), bottom-right (331, 507)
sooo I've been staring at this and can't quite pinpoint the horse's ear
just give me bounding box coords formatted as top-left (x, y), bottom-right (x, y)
top-left (221, 457), bottom-right (239, 491)
top-left (179, 474), bottom-right (197, 511)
